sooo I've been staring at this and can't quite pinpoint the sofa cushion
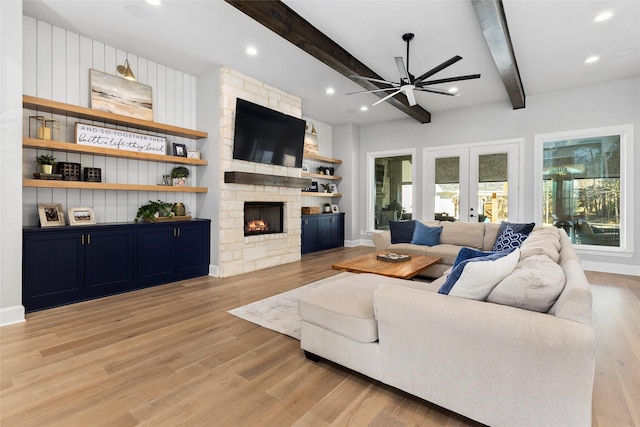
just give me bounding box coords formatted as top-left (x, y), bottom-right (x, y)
top-left (298, 273), bottom-right (434, 343)
top-left (411, 222), bottom-right (443, 246)
top-left (440, 222), bottom-right (486, 249)
top-left (492, 225), bottom-right (530, 251)
top-left (424, 244), bottom-right (464, 266)
top-left (482, 223), bottom-right (501, 251)
top-left (487, 255), bottom-right (566, 312)
top-left (520, 227), bottom-right (561, 262)
top-left (389, 220), bottom-right (416, 244)
top-left (387, 243), bottom-right (429, 255)
top-left (438, 248), bottom-right (520, 300)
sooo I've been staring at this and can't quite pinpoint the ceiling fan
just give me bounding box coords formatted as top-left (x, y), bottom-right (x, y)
top-left (348, 33), bottom-right (481, 107)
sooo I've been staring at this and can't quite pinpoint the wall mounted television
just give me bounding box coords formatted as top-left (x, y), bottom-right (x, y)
top-left (232, 98), bottom-right (306, 168)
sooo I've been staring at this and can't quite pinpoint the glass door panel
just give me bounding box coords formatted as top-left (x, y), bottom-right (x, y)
top-left (374, 155), bottom-right (412, 230)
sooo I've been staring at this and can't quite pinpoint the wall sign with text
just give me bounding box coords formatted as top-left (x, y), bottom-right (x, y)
top-left (75, 123), bottom-right (166, 154)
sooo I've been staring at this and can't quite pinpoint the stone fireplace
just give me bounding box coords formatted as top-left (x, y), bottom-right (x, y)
top-left (244, 202), bottom-right (284, 236)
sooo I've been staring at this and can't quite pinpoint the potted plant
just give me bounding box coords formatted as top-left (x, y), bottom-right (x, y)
top-left (321, 183), bottom-right (332, 193)
top-left (323, 202), bottom-right (332, 213)
top-left (170, 166), bottom-right (190, 187)
top-left (317, 166), bottom-right (327, 175)
top-left (134, 199), bottom-right (174, 223)
top-left (36, 154), bottom-right (56, 174)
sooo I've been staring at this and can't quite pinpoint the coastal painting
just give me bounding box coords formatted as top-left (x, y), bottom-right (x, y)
top-left (89, 69), bottom-right (153, 120)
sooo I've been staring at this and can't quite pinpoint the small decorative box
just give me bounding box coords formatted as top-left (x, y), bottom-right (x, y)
top-left (84, 167), bottom-right (102, 182)
top-left (56, 162), bottom-right (81, 181)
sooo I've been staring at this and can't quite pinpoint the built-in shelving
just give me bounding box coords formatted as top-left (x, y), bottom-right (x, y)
top-left (302, 172), bottom-right (341, 181)
top-left (23, 179), bottom-right (207, 193)
top-left (24, 138), bottom-right (207, 165)
top-left (301, 191), bottom-right (342, 198)
top-left (303, 152), bottom-right (342, 164)
top-left (23, 96), bottom-right (208, 140)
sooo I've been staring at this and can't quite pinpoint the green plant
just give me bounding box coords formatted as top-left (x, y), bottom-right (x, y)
top-left (134, 200), bottom-right (173, 223)
top-left (321, 183), bottom-right (332, 192)
top-left (171, 166), bottom-right (190, 179)
top-left (36, 154), bottom-right (56, 165)
top-left (317, 166), bottom-right (327, 174)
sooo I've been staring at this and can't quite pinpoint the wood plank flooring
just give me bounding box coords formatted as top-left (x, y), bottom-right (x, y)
top-left (1, 246), bottom-right (639, 426)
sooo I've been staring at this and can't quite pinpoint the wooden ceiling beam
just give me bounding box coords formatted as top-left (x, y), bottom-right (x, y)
top-left (224, 0), bottom-right (432, 123)
top-left (471, 0), bottom-right (526, 109)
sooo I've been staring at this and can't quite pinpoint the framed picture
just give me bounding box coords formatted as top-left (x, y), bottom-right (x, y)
top-left (68, 207), bottom-right (96, 226)
top-left (89, 69), bottom-right (153, 120)
top-left (309, 181), bottom-right (319, 192)
top-left (187, 149), bottom-right (200, 159)
top-left (331, 204), bottom-right (340, 213)
top-left (329, 183), bottom-right (338, 194)
top-left (173, 143), bottom-right (187, 157)
top-left (38, 203), bottom-right (66, 227)
top-left (301, 164), bottom-right (309, 173)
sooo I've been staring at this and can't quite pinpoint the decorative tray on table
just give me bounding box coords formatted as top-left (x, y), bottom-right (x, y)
top-left (377, 253), bottom-right (412, 263)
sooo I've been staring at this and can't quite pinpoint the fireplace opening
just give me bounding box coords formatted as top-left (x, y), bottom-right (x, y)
top-left (244, 202), bottom-right (284, 236)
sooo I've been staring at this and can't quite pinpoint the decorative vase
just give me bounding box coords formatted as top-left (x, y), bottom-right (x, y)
top-left (172, 203), bottom-right (186, 216)
top-left (41, 164), bottom-right (53, 174)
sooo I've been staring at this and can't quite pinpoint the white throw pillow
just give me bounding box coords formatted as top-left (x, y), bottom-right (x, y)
top-left (447, 248), bottom-right (520, 301)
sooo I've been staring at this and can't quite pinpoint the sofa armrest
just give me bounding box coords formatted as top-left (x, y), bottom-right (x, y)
top-left (373, 285), bottom-right (595, 427)
top-left (371, 230), bottom-right (391, 251)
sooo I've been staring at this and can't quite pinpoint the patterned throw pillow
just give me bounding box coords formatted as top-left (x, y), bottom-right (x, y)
top-left (493, 225), bottom-right (529, 251)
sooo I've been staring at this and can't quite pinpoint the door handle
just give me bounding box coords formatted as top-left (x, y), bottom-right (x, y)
top-left (87, 234), bottom-right (91, 245)
top-left (81, 235), bottom-right (84, 245)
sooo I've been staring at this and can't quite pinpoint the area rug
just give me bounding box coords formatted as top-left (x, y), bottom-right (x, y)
top-left (227, 272), bottom-right (353, 340)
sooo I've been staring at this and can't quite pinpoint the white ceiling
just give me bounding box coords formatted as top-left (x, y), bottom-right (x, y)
top-left (22, 0), bottom-right (640, 126)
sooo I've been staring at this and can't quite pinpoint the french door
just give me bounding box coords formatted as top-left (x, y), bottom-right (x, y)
top-left (424, 141), bottom-right (521, 223)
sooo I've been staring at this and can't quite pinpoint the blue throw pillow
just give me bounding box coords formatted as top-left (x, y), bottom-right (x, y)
top-left (492, 225), bottom-right (529, 251)
top-left (452, 247), bottom-right (495, 268)
top-left (410, 222), bottom-right (442, 246)
top-left (438, 248), bottom-right (516, 296)
top-left (389, 220), bottom-right (416, 244)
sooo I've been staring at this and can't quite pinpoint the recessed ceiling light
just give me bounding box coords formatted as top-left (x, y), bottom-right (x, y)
top-left (146, 0), bottom-right (161, 5)
top-left (594, 11), bottom-right (613, 22)
top-left (448, 87), bottom-right (458, 94)
top-left (360, 106), bottom-right (368, 112)
top-left (326, 87), bottom-right (335, 95)
top-left (584, 55), bottom-right (600, 64)
top-left (246, 46), bottom-right (257, 55)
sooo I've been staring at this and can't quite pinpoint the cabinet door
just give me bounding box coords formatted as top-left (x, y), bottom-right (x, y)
top-left (330, 214), bottom-right (344, 245)
top-left (23, 231), bottom-right (84, 312)
top-left (175, 222), bottom-right (210, 279)
top-left (301, 216), bottom-right (319, 254)
top-left (137, 224), bottom-right (176, 286)
top-left (84, 228), bottom-right (135, 296)
top-left (317, 216), bottom-right (332, 246)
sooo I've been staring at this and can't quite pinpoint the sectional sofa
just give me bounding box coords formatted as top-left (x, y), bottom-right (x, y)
top-left (298, 223), bottom-right (595, 426)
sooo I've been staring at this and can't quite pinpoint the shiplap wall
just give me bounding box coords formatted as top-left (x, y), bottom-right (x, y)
top-left (22, 17), bottom-right (200, 226)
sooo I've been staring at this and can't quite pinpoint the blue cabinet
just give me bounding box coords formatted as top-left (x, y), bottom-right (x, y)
top-left (301, 213), bottom-right (344, 254)
top-left (23, 219), bottom-right (210, 312)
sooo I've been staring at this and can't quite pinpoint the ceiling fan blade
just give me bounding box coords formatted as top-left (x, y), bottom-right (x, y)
top-left (414, 87), bottom-right (456, 96)
top-left (403, 87), bottom-right (417, 106)
top-left (395, 57), bottom-right (410, 83)
top-left (413, 55), bottom-right (463, 84)
top-left (346, 87), bottom-right (401, 95)
top-left (350, 75), bottom-right (397, 86)
top-left (372, 89), bottom-right (403, 106)
top-left (417, 74), bottom-right (481, 86)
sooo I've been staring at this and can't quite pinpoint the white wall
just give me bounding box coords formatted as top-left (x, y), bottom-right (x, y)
top-left (22, 17), bottom-right (200, 226)
top-left (348, 77), bottom-right (640, 274)
top-left (1, 0), bottom-right (25, 326)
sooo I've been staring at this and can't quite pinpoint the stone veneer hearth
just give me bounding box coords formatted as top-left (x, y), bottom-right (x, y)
top-left (217, 67), bottom-right (304, 277)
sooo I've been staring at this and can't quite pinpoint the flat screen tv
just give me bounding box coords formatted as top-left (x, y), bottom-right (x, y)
top-left (232, 98), bottom-right (306, 168)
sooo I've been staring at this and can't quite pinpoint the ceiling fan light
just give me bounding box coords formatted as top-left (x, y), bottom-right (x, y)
top-left (594, 11), bottom-right (613, 22)
top-left (360, 106), bottom-right (368, 111)
top-left (448, 87), bottom-right (458, 94)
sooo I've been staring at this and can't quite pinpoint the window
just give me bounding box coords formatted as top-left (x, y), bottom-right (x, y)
top-left (534, 125), bottom-right (633, 253)
top-left (367, 150), bottom-right (414, 230)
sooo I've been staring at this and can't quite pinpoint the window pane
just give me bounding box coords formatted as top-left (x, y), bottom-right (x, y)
top-left (375, 155), bottom-right (412, 229)
top-left (478, 154), bottom-right (508, 223)
top-left (542, 136), bottom-right (620, 247)
top-left (434, 156), bottom-right (459, 221)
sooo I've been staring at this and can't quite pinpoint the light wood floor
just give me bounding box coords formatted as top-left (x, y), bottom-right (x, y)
top-left (1, 246), bottom-right (639, 426)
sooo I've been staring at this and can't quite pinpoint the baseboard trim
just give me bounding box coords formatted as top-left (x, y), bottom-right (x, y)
top-left (345, 239), bottom-right (374, 248)
top-left (209, 264), bottom-right (219, 278)
top-left (1, 305), bottom-right (25, 327)
top-left (582, 261), bottom-right (640, 276)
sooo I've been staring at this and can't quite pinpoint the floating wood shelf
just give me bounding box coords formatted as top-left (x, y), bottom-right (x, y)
top-left (302, 172), bottom-right (342, 181)
top-left (303, 153), bottom-right (342, 164)
top-left (224, 171), bottom-right (312, 188)
top-left (301, 191), bottom-right (342, 197)
top-left (23, 95), bottom-right (208, 140)
top-left (24, 139), bottom-right (207, 165)
top-left (23, 179), bottom-right (207, 193)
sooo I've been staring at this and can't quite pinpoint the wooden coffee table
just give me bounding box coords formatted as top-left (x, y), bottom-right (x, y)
top-left (332, 251), bottom-right (441, 279)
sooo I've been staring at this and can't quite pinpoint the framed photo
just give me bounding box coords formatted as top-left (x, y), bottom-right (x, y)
top-left (331, 204), bottom-right (340, 213)
top-left (89, 69), bottom-right (153, 120)
top-left (173, 143), bottom-right (187, 157)
top-left (187, 149), bottom-right (200, 159)
top-left (329, 183), bottom-right (338, 194)
top-left (308, 181), bottom-right (319, 192)
top-left (68, 207), bottom-right (96, 226)
top-left (38, 203), bottom-right (66, 227)
top-left (301, 164), bottom-right (309, 173)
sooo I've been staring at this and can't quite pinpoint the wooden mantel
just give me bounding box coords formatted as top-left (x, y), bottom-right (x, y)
top-left (224, 171), bottom-right (312, 188)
